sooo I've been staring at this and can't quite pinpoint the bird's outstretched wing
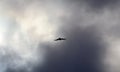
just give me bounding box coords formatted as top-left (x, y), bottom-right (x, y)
top-left (61, 38), bottom-right (66, 40)
top-left (54, 39), bottom-right (59, 41)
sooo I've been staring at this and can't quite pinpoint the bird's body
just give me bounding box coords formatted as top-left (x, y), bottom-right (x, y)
top-left (54, 38), bottom-right (66, 41)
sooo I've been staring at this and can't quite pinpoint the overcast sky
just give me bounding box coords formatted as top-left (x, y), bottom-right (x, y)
top-left (0, 0), bottom-right (120, 72)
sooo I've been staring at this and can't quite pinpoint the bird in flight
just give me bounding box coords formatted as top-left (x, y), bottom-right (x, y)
top-left (54, 37), bottom-right (66, 41)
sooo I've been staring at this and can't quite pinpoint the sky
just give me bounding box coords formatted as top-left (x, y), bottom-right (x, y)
top-left (0, 0), bottom-right (120, 72)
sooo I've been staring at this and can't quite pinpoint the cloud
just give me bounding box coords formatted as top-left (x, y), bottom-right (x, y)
top-left (1, 0), bottom-right (120, 72)
top-left (69, 0), bottom-right (120, 9)
top-left (33, 26), bottom-right (105, 72)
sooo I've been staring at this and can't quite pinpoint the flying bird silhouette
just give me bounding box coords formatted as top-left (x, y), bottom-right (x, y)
top-left (54, 38), bottom-right (66, 41)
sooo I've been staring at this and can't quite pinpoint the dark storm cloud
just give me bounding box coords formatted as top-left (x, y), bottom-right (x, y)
top-left (70, 0), bottom-right (120, 10)
top-left (33, 26), bottom-right (105, 72)
top-left (85, 0), bottom-right (119, 8)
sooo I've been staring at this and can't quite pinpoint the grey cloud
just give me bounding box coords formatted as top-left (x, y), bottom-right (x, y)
top-left (3, 0), bottom-right (120, 72)
top-left (2, 0), bottom-right (120, 11)
top-left (68, 0), bottom-right (120, 11)
top-left (33, 26), bottom-right (105, 72)
top-left (84, 0), bottom-right (119, 8)
top-left (5, 67), bottom-right (27, 72)
top-left (0, 0), bottom-right (63, 11)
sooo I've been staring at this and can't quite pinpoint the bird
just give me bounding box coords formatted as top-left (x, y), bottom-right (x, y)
top-left (54, 37), bottom-right (66, 41)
